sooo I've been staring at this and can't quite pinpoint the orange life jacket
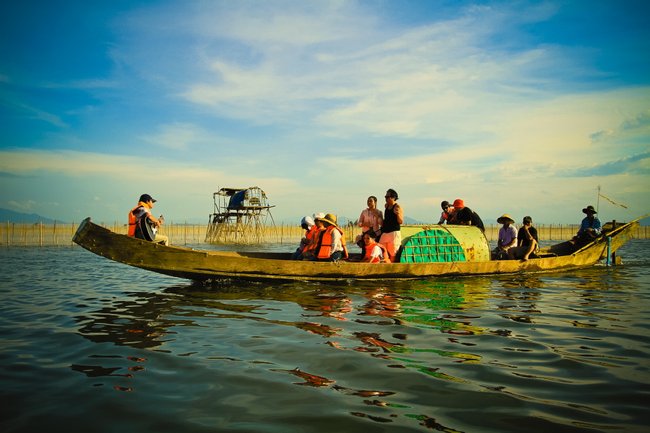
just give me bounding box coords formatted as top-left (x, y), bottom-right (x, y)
top-left (316, 225), bottom-right (348, 259)
top-left (127, 202), bottom-right (149, 237)
top-left (301, 225), bottom-right (321, 253)
top-left (302, 226), bottom-right (325, 255)
top-left (363, 241), bottom-right (390, 263)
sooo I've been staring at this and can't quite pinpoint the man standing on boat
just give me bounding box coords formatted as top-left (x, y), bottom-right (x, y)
top-left (379, 189), bottom-right (403, 262)
top-left (128, 194), bottom-right (168, 246)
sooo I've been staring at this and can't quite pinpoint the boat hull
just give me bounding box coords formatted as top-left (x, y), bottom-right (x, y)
top-left (73, 218), bottom-right (638, 282)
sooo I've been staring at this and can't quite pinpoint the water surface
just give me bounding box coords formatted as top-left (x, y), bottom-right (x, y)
top-left (1, 241), bottom-right (649, 432)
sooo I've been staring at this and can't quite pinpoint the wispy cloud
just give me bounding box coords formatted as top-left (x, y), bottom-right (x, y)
top-left (569, 152), bottom-right (650, 177)
top-left (7, 200), bottom-right (37, 213)
top-left (2, 100), bottom-right (68, 128)
top-left (139, 122), bottom-right (213, 151)
top-left (166, 2), bottom-right (585, 141)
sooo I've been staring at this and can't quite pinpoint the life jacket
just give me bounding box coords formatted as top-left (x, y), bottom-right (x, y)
top-left (316, 225), bottom-right (348, 260)
top-left (301, 225), bottom-right (321, 253)
top-left (363, 241), bottom-right (390, 263)
top-left (302, 226), bottom-right (325, 255)
top-left (127, 201), bottom-right (149, 237)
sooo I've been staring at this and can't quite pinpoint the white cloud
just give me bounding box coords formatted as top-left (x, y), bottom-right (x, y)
top-left (140, 122), bottom-right (213, 151)
top-left (166, 1), bottom-right (586, 144)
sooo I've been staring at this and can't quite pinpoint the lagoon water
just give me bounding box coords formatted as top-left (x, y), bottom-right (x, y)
top-left (1, 240), bottom-right (650, 433)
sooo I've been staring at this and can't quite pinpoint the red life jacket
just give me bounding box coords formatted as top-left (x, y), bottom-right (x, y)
top-left (301, 225), bottom-right (321, 253)
top-left (316, 225), bottom-right (348, 259)
top-left (303, 226), bottom-right (324, 255)
top-left (363, 241), bottom-right (390, 263)
top-left (127, 202), bottom-right (148, 237)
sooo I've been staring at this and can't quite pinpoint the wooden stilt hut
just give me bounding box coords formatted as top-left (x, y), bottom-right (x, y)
top-left (205, 187), bottom-right (275, 244)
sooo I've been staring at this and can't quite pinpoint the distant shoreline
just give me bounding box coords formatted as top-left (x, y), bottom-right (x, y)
top-left (1, 221), bottom-right (648, 247)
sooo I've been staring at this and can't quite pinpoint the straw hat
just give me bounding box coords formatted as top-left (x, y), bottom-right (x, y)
top-left (320, 213), bottom-right (338, 226)
top-left (497, 214), bottom-right (515, 224)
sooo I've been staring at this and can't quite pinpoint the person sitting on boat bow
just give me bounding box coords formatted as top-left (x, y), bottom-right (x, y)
top-left (292, 215), bottom-right (317, 260)
top-left (315, 213), bottom-right (348, 262)
top-left (300, 213), bottom-right (326, 260)
top-left (128, 193), bottom-right (168, 246)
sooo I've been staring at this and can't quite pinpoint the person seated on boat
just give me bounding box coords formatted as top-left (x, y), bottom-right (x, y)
top-left (356, 196), bottom-right (383, 249)
top-left (315, 213), bottom-right (348, 262)
top-left (292, 215), bottom-right (316, 260)
top-left (128, 194), bottom-right (168, 246)
top-left (301, 213), bottom-right (326, 260)
top-left (573, 205), bottom-right (602, 245)
top-left (437, 200), bottom-right (454, 224)
top-left (360, 232), bottom-right (390, 263)
top-left (378, 189), bottom-right (403, 262)
top-left (508, 216), bottom-right (538, 261)
top-left (451, 199), bottom-right (485, 232)
top-left (493, 214), bottom-right (517, 260)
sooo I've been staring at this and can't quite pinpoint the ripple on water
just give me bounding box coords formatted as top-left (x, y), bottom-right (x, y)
top-left (1, 242), bottom-right (650, 432)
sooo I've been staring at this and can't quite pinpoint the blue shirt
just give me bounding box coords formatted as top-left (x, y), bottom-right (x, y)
top-left (579, 216), bottom-right (602, 235)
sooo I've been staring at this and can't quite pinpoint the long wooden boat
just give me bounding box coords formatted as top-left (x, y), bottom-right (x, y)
top-left (73, 217), bottom-right (641, 282)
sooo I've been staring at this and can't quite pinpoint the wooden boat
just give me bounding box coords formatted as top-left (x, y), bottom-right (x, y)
top-left (73, 217), bottom-right (640, 282)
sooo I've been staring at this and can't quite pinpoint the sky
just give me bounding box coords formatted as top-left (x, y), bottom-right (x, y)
top-left (1, 0), bottom-right (649, 226)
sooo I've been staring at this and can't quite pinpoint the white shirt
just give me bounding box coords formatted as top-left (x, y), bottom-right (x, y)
top-left (368, 244), bottom-right (383, 261)
top-left (331, 228), bottom-right (343, 253)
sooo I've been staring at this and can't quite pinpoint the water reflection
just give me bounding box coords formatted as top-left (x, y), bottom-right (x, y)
top-left (73, 279), bottom-right (493, 368)
top-left (67, 261), bottom-right (650, 432)
top-left (74, 291), bottom-right (181, 350)
top-left (70, 278), bottom-right (490, 430)
top-left (494, 276), bottom-right (544, 325)
top-left (399, 279), bottom-right (487, 335)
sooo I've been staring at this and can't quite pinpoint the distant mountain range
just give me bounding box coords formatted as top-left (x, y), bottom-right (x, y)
top-left (0, 208), bottom-right (60, 224)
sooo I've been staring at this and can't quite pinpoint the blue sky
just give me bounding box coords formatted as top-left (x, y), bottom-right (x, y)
top-left (1, 0), bottom-right (649, 225)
